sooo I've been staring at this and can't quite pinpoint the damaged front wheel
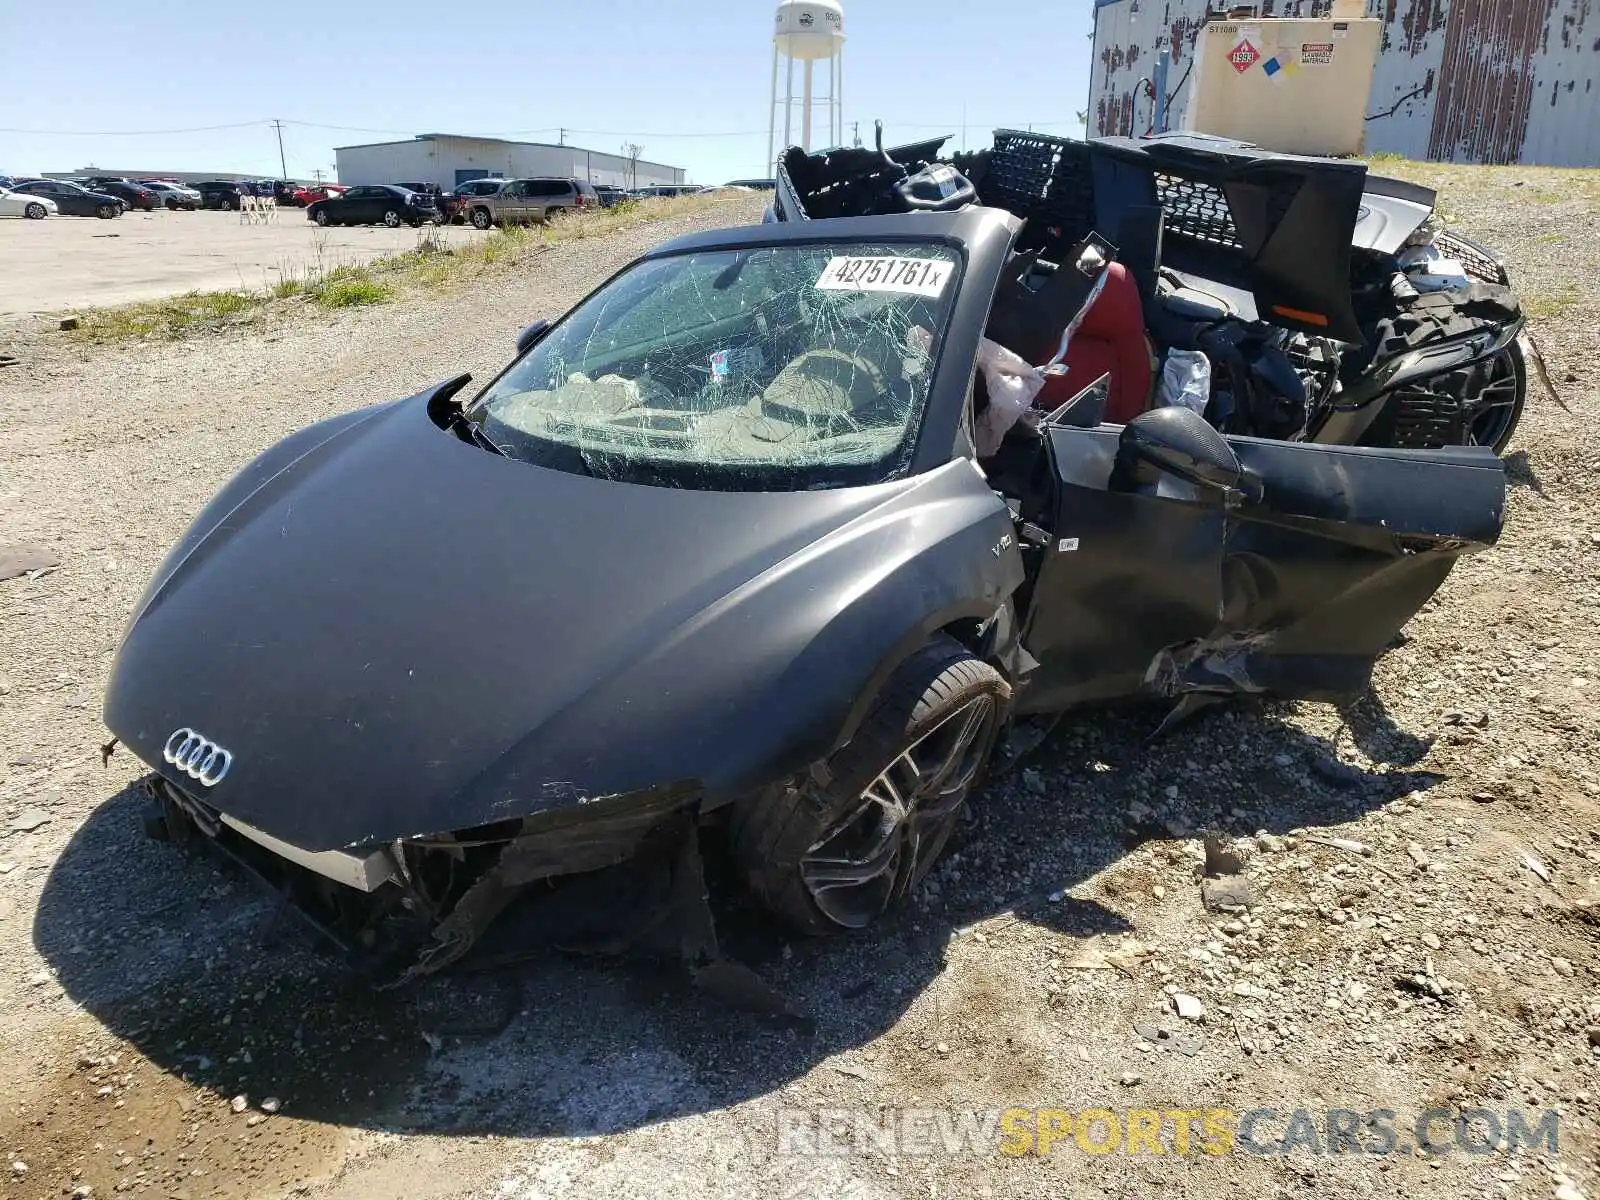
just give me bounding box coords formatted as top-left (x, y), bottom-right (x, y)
top-left (731, 635), bottom-right (1009, 935)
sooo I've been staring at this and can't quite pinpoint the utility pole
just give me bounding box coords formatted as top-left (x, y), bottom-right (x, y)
top-left (851, 120), bottom-right (861, 148)
top-left (621, 142), bottom-right (642, 190)
top-left (271, 119), bottom-right (288, 180)
top-left (559, 127), bottom-right (567, 146)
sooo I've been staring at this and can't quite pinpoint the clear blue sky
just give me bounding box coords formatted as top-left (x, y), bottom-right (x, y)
top-left (1, 1), bottom-right (1093, 183)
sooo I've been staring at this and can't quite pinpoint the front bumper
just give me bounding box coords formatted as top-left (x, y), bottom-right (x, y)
top-left (143, 771), bottom-right (702, 983)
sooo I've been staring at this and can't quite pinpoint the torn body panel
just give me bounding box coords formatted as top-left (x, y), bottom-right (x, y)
top-left (1012, 419), bottom-right (1500, 713)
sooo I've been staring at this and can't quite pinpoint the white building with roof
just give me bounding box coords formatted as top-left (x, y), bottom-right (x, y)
top-left (333, 134), bottom-right (687, 191)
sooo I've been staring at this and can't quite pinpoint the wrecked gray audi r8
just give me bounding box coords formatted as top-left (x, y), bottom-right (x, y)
top-left (103, 207), bottom-right (1505, 983)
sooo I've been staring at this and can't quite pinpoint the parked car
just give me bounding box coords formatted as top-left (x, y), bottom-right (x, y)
top-left (459, 177), bottom-right (597, 229)
top-left (724, 178), bottom-right (777, 191)
top-left (138, 181), bottom-right (202, 210)
top-left (395, 180), bottom-right (462, 221)
top-left (630, 184), bottom-right (702, 199)
top-left (193, 180), bottom-right (248, 210)
top-left (592, 184), bottom-right (628, 208)
top-left (0, 187), bottom-right (56, 219)
top-left (306, 184), bottom-right (438, 228)
top-left (442, 177), bottom-right (505, 224)
top-left (291, 183), bottom-right (346, 207)
top-left (82, 177), bottom-right (159, 212)
top-left (9, 179), bottom-right (121, 218)
top-left (269, 181), bottom-right (299, 206)
top-left (105, 208), bottom-right (1506, 983)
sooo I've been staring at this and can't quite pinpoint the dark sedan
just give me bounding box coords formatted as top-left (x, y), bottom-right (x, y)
top-left (193, 181), bottom-right (248, 210)
top-left (10, 180), bottom-right (122, 219)
top-left (83, 178), bottom-right (159, 212)
top-left (306, 184), bottom-right (438, 228)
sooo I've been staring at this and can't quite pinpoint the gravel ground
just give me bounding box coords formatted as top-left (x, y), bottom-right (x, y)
top-left (1, 174), bottom-right (1597, 1200)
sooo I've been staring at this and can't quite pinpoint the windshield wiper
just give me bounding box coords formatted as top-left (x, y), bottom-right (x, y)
top-left (450, 406), bottom-right (506, 456)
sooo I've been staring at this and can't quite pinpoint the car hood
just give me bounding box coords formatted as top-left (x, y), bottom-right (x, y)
top-left (105, 386), bottom-right (965, 851)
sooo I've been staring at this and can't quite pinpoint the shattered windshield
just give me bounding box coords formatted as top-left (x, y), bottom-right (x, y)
top-left (468, 241), bottom-right (961, 490)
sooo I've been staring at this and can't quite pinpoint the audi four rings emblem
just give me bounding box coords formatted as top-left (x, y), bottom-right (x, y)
top-left (163, 727), bottom-right (233, 787)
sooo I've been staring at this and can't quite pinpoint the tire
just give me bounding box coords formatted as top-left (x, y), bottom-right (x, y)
top-left (223, 198), bottom-right (238, 211)
top-left (382, 209), bottom-right (402, 228)
top-left (96, 205), bottom-right (118, 219)
top-left (313, 209), bottom-right (330, 227)
top-left (729, 635), bottom-right (1010, 935)
top-left (23, 202), bottom-right (46, 220)
top-left (1467, 337), bottom-right (1528, 455)
top-left (470, 207), bottom-right (492, 230)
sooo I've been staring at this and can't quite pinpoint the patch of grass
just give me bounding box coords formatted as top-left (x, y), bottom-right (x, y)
top-left (74, 290), bottom-right (259, 342)
top-left (1524, 287), bottom-right (1582, 321)
top-left (475, 222), bottom-right (537, 267)
top-left (312, 275), bottom-right (391, 308)
top-left (59, 193), bottom-right (768, 344)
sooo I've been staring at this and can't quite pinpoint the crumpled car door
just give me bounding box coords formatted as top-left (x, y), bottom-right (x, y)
top-left (1194, 438), bottom-right (1504, 701)
top-left (1015, 427), bottom-right (1504, 712)
top-left (1015, 427), bottom-right (1228, 714)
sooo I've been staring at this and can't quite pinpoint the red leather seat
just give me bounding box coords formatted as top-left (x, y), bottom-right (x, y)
top-left (1033, 261), bottom-right (1155, 424)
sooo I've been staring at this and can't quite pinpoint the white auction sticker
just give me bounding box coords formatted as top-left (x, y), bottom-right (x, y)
top-left (815, 256), bottom-right (952, 298)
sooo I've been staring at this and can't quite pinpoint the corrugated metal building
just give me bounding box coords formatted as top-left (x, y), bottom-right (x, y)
top-left (1090, 0), bottom-right (1600, 165)
top-left (334, 134), bottom-right (686, 191)
top-left (43, 169), bottom-right (270, 184)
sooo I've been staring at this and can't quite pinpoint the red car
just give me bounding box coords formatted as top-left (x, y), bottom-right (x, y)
top-left (292, 184), bottom-right (347, 207)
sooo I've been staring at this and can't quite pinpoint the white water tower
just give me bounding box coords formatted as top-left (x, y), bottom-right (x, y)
top-left (768, 1), bottom-right (845, 169)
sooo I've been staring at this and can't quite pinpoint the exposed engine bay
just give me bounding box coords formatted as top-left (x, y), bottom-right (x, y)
top-left (769, 125), bottom-right (1535, 453)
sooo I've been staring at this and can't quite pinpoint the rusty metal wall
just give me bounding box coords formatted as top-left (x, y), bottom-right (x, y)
top-left (1090, 0), bottom-right (1211, 140)
top-left (1091, 0), bottom-right (1600, 164)
top-left (1367, 0), bottom-right (1600, 165)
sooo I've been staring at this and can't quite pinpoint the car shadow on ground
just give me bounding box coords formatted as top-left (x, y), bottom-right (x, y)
top-left (1502, 448), bottom-right (1545, 496)
top-left (34, 689), bottom-right (1442, 1139)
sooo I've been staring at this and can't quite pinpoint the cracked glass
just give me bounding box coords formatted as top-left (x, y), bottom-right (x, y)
top-left (469, 241), bottom-right (962, 491)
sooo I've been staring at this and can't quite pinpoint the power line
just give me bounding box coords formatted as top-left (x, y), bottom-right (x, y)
top-left (281, 120), bottom-right (435, 136)
top-left (0, 120), bottom-right (268, 136)
top-left (2, 116), bottom-right (1086, 143)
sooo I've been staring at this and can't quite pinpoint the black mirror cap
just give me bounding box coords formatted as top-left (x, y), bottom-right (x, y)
top-left (1118, 406), bottom-right (1241, 492)
top-left (514, 318), bottom-right (551, 356)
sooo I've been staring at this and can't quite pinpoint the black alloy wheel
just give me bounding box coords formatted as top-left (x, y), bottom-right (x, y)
top-left (731, 635), bottom-right (1010, 934)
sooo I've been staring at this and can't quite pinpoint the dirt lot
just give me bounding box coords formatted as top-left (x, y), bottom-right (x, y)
top-left (0, 208), bottom-right (489, 318)
top-left (1, 176), bottom-right (1598, 1200)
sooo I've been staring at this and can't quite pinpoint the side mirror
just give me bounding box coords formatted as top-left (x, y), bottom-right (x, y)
top-left (1115, 406), bottom-right (1242, 494)
top-left (514, 318), bottom-right (551, 356)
